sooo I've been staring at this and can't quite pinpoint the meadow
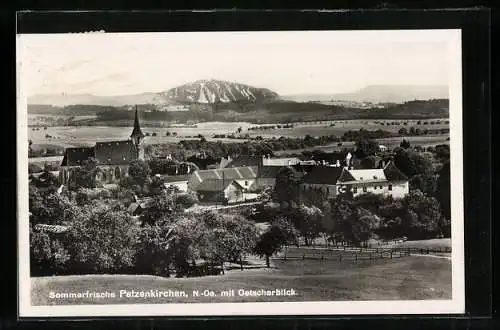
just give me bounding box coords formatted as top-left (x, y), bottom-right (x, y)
top-left (31, 255), bottom-right (451, 305)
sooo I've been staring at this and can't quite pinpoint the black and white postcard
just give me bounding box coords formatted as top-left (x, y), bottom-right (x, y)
top-left (17, 29), bottom-right (464, 317)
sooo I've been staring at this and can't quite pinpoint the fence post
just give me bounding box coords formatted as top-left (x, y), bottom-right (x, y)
top-left (321, 253), bottom-right (324, 260)
top-left (369, 253), bottom-right (372, 260)
top-left (302, 253), bottom-right (305, 260)
top-left (339, 254), bottom-right (342, 262)
top-left (355, 254), bottom-right (357, 262)
top-left (426, 248), bottom-right (430, 255)
top-left (390, 251), bottom-right (393, 259)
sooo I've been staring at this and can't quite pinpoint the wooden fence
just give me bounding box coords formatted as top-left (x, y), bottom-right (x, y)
top-left (309, 242), bottom-right (452, 254)
top-left (274, 246), bottom-right (411, 264)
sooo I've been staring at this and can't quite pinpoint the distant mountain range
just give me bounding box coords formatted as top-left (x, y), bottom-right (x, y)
top-left (28, 79), bottom-right (279, 107)
top-left (28, 81), bottom-right (448, 108)
top-left (282, 85), bottom-right (449, 104)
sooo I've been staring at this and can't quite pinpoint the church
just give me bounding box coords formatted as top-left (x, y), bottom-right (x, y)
top-left (59, 109), bottom-right (145, 188)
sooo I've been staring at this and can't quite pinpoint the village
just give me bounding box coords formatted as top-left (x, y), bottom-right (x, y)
top-left (31, 109), bottom-right (413, 219)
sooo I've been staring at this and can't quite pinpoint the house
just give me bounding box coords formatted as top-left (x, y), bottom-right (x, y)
top-left (378, 145), bottom-right (388, 152)
top-left (261, 155), bottom-right (301, 167)
top-left (188, 166), bottom-right (259, 193)
top-left (337, 161), bottom-right (409, 198)
top-left (195, 179), bottom-right (247, 204)
top-left (127, 196), bottom-right (154, 216)
top-left (59, 108), bottom-right (145, 189)
top-left (222, 155), bottom-right (301, 168)
top-left (300, 166), bottom-right (344, 199)
top-left (161, 174), bottom-right (189, 192)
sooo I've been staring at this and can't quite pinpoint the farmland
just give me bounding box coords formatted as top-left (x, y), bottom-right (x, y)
top-left (31, 256), bottom-right (451, 305)
top-left (28, 119), bottom-right (449, 152)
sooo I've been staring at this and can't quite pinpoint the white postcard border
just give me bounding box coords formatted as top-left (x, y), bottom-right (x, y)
top-left (17, 29), bottom-right (465, 317)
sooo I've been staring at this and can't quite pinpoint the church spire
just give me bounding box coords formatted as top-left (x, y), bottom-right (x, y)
top-left (130, 106), bottom-right (145, 160)
top-left (130, 105), bottom-right (144, 139)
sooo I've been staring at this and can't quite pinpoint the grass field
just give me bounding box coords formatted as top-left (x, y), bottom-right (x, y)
top-left (31, 256), bottom-right (451, 305)
top-left (393, 239), bottom-right (451, 249)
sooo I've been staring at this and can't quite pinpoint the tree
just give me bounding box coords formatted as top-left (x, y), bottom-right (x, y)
top-left (66, 200), bottom-right (141, 274)
top-left (288, 205), bottom-right (324, 246)
top-left (434, 144), bottom-right (450, 162)
top-left (147, 175), bottom-right (166, 196)
top-left (254, 217), bottom-right (298, 268)
top-left (29, 188), bottom-right (79, 225)
top-left (394, 148), bottom-right (433, 178)
top-left (71, 158), bottom-right (99, 190)
top-left (128, 160), bottom-right (151, 186)
top-left (409, 173), bottom-right (438, 196)
top-left (398, 127), bottom-right (408, 135)
top-left (401, 190), bottom-right (442, 239)
top-left (400, 139), bottom-right (411, 149)
top-left (273, 167), bottom-right (298, 204)
top-left (360, 155), bottom-right (378, 169)
top-left (30, 225), bottom-right (70, 276)
top-left (222, 215), bottom-right (259, 270)
top-left (436, 161), bottom-right (451, 220)
top-left (135, 220), bottom-right (176, 276)
top-left (355, 139), bottom-right (379, 158)
top-left (141, 193), bottom-right (176, 225)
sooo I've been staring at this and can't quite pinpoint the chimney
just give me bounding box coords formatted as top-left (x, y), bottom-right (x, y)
top-left (336, 160), bottom-right (340, 167)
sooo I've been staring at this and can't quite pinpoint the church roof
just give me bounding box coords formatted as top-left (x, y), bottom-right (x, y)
top-left (61, 147), bottom-right (95, 166)
top-left (95, 140), bottom-right (137, 165)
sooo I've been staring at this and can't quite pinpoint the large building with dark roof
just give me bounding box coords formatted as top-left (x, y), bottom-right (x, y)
top-left (300, 161), bottom-right (409, 200)
top-left (59, 109), bottom-right (145, 188)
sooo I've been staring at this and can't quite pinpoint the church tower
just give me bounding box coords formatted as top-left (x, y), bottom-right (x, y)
top-left (130, 106), bottom-right (145, 160)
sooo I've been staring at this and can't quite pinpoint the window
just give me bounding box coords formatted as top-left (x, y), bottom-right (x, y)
top-left (245, 180), bottom-right (248, 186)
top-left (353, 187), bottom-right (358, 193)
top-left (327, 187), bottom-right (329, 193)
top-left (374, 186), bottom-right (377, 190)
top-left (380, 185), bottom-right (383, 189)
top-left (388, 184), bottom-right (393, 191)
top-left (363, 186), bottom-right (367, 192)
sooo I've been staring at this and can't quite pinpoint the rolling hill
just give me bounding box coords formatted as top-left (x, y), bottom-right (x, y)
top-left (283, 85), bottom-right (449, 103)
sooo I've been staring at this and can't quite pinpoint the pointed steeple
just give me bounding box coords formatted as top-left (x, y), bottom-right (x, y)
top-left (130, 106), bottom-right (144, 139)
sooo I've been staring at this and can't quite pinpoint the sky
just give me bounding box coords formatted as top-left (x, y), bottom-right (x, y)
top-left (17, 30), bottom-right (459, 97)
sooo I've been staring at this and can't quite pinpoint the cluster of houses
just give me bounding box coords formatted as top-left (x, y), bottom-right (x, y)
top-left (32, 110), bottom-right (409, 208)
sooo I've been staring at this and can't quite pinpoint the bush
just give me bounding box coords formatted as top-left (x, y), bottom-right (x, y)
top-left (175, 192), bottom-right (199, 209)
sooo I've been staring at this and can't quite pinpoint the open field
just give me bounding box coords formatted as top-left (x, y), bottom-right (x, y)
top-left (274, 135), bottom-right (449, 156)
top-left (392, 238), bottom-right (451, 249)
top-left (247, 119), bottom-right (449, 138)
top-left (28, 119), bottom-right (449, 153)
top-left (31, 256), bottom-right (451, 305)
